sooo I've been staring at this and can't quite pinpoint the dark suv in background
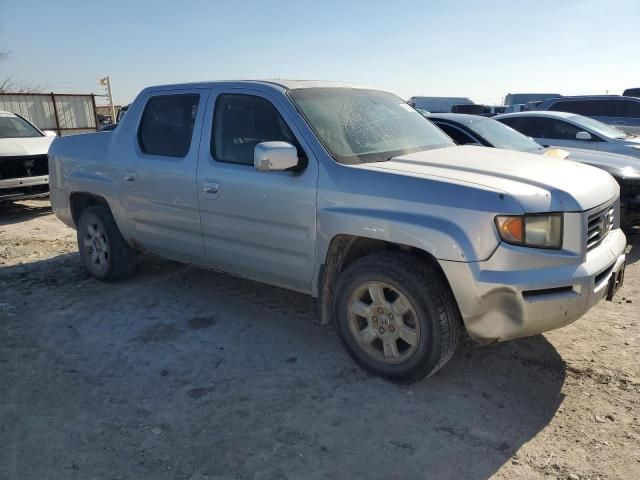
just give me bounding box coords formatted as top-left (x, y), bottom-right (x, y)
top-left (536, 95), bottom-right (640, 135)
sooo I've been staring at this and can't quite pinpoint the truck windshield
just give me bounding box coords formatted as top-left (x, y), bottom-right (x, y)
top-left (0, 113), bottom-right (42, 138)
top-left (288, 88), bottom-right (454, 164)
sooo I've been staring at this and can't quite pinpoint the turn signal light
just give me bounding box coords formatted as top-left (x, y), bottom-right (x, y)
top-left (495, 214), bottom-right (563, 249)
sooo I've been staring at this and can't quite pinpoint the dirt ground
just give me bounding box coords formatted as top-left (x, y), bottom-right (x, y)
top-left (1, 199), bottom-right (639, 480)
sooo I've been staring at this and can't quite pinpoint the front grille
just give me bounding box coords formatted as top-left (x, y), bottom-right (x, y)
top-left (0, 155), bottom-right (48, 180)
top-left (586, 205), bottom-right (615, 251)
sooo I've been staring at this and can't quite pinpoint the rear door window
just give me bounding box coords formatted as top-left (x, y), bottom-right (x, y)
top-left (138, 94), bottom-right (200, 157)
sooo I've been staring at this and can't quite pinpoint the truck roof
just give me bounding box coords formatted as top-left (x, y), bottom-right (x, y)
top-left (142, 79), bottom-right (371, 93)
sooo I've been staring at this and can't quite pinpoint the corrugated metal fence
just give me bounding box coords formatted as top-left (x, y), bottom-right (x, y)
top-left (0, 93), bottom-right (98, 136)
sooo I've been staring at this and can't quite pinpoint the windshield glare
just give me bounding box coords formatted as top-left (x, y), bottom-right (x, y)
top-left (569, 114), bottom-right (626, 139)
top-left (469, 118), bottom-right (541, 151)
top-left (0, 114), bottom-right (42, 138)
top-left (288, 88), bottom-right (454, 164)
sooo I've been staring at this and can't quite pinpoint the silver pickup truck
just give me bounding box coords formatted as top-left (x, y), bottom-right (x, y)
top-left (49, 80), bottom-right (627, 382)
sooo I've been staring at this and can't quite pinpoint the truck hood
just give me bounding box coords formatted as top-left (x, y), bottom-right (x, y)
top-left (356, 146), bottom-right (619, 213)
top-left (0, 136), bottom-right (54, 157)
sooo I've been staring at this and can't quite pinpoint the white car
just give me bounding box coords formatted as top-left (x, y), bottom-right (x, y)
top-left (0, 111), bottom-right (55, 202)
top-left (494, 111), bottom-right (640, 159)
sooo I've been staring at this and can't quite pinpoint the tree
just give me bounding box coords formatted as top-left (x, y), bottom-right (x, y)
top-left (0, 50), bottom-right (44, 93)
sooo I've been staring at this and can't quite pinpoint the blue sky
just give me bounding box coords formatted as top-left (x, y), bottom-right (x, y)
top-left (1, 0), bottom-right (638, 106)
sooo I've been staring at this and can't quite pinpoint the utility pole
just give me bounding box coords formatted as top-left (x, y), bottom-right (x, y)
top-left (100, 76), bottom-right (116, 123)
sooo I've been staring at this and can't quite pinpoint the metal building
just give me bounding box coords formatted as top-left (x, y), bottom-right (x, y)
top-left (0, 92), bottom-right (98, 136)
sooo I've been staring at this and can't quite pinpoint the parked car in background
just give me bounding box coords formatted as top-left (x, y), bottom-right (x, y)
top-left (536, 95), bottom-right (640, 135)
top-left (407, 96), bottom-right (474, 113)
top-left (495, 111), bottom-right (640, 158)
top-left (96, 113), bottom-right (112, 127)
top-left (98, 104), bottom-right (132, 132)
top-left (504, 104), bottom-right (527, 114)
top-left (98, 123), bottom-right (118, 132)
top-left (488, 105), bottom-right (507, 116)
top-left (425, 113), bottom-right (640, 231)
top-left (49, 80), bottom-right (627, 382)
top-left (450, 104), bottom-right (505, 117)
top-left (116, 104), bottom-right (129, 123)
top-left (0, 111), bottom-right (55, 202)
top-left (622, 88), bottom-right (640, 98)
top-left (505, 93), bottom-right (561, 106)
top-left (451, 104), bottom-right (487, 115)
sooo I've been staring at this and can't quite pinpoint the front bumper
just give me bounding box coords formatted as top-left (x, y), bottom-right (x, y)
top-left (440, 228), bottom-right (627, 344)
top-left (0, 175), bottom-right (49, 202)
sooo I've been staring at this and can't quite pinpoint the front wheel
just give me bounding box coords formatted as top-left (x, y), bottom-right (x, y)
top-left (334, 252), bottom-right (461, 383)
top-left (77, 205), bottom-right (137, 281)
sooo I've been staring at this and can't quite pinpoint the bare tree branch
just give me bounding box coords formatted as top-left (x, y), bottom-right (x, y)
top-left (0, 49), bottom-right (45, 94)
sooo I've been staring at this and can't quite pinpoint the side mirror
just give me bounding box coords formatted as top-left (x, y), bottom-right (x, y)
top-left (43, 130), bottom-right (57, 137)
top-left (254, 141), bottom-right (299, 172)
top-left (576, 131), bottom-right (592, 141)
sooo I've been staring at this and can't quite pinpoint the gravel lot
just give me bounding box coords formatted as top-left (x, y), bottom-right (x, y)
top-left (1, 199), bottom-right (639, 480)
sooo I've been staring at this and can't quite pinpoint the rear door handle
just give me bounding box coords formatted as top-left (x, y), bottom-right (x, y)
top-left (203, 179), bottom-right (220, 196)
top-left (124, 169), bottom-right (136, 184)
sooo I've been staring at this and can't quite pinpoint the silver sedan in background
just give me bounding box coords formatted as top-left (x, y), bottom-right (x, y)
top-left (424, 112), bottom-right (640, 231)
top-left (494, 111), bottom-right (640, 159)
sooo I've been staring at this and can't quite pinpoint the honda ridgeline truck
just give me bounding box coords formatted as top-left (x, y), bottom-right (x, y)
top-left (48, 81), bottom-right (627, 382)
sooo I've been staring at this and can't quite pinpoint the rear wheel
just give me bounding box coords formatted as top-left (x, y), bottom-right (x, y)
top-left (334, 252), bottom-right (461, 383)
top-left (77, 205), bottom-right (137, 281)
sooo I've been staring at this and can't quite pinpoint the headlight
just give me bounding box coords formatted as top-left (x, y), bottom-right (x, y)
top-left (495, 214), bottom-right (563, 249)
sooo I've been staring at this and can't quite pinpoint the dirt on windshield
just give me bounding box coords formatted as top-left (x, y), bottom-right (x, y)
top-left (1, 199), bottom-right (639, 480)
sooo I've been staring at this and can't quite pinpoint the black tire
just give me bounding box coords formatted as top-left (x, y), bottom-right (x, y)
top-left (334, 251), bottom-right (461, 383)
top-left (77, 205), bottom-right (137, 281)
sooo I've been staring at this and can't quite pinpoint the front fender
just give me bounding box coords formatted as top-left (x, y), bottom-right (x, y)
top-left (317, 206), bottom-right (482, 262)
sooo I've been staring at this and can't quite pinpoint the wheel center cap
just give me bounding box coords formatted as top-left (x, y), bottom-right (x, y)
top-left (93, 237), bottom-right (103, 251)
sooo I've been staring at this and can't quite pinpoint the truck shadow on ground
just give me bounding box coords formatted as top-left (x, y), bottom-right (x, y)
top-left (2, 252), bottom-right (567, 479)
top-left (0, 199), bottom-right (52, 225)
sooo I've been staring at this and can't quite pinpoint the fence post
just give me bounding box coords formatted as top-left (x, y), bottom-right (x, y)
top-left (51, 92), bottom-right (62, 137)
top-left (91, 94), bottom-right (98, 131)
